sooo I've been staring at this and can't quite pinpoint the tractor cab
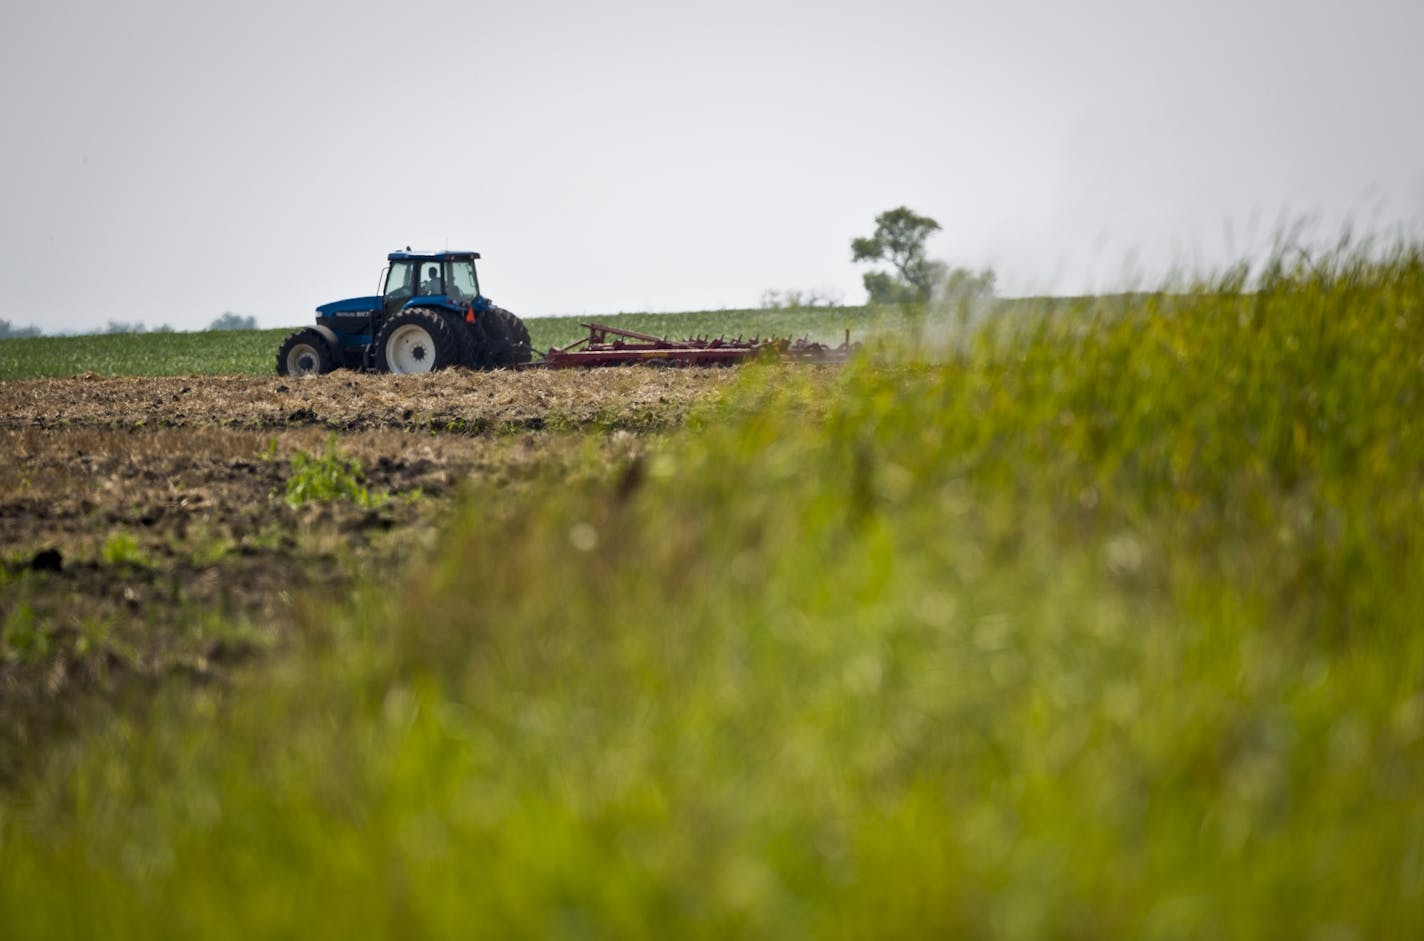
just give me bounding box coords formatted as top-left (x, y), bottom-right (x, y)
top-left (382, 251), bottom-right (482, 317)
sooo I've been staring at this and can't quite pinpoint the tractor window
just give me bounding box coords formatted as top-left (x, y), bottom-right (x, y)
top-left (417, 263), bottom-right (444, 296)
top-left (384, 261), bottom-right (416, 299)
top-left (383, 261), bottom-right (417, 316)
top-left (446, 259), bottom-right (479, 301)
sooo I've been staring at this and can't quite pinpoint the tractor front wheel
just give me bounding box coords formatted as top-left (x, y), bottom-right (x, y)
top-left (276, 328), bottom-right (336, 377)
top-left (376, 308), bottom-right (460, 374)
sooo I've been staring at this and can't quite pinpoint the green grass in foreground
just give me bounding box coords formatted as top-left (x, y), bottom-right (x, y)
top-left (0, 308), bottom-right (896, 379)
top-left (4, 249), bottom-right (1424, 936)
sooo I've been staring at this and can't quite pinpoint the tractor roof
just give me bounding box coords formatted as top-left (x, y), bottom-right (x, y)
top-left (387, 249), bottom-right (481, 262)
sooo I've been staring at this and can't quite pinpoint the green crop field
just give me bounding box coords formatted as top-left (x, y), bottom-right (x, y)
top-left (0, 308), bottom-right (894, 380)
top-left (3, 251), bottom-right (1424, 937)
top-left (0, 328), bottom-right (291, 379)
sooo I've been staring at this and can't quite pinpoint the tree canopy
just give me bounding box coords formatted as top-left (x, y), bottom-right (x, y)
top-left (851, 206), bottom-right (943, 304)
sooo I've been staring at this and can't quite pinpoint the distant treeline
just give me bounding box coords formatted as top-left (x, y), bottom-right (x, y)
top-left (0, 313), bottom-right (259, 338)
top-left (0, 320), bottom-right (41, 339)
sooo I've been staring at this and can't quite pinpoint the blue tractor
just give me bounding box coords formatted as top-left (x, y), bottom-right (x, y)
top-left (276, 249), bottom-right (532, 375)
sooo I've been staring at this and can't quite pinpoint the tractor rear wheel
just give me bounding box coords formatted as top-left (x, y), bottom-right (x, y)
top-left (472, 306), bottom-right (532, 368)
top-left (495, 307), bottom-right (533, 365)
top-left (473, 307), bottom-right (509, 368)
top-left (376, 308), bottom-right (460, 374)
top-left (451, 316), bottom-right (480, 369)
top-left (276, 328), bottom-right (336, 376)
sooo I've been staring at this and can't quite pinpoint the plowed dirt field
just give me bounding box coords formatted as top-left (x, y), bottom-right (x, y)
top-left (1, 368), bottom-right (736, 779)
top-left (3, 368), bottom-right (738, 431)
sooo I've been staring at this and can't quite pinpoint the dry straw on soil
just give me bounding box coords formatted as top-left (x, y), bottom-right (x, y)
top-left (1, 368), bottom-right (738, 432)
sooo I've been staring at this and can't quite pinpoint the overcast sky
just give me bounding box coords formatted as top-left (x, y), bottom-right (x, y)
top-left (3, 0), bottom-right (1421, 333)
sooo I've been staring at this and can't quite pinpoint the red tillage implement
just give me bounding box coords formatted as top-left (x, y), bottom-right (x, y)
top-left (536, 323), bottom-right (856, 369)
